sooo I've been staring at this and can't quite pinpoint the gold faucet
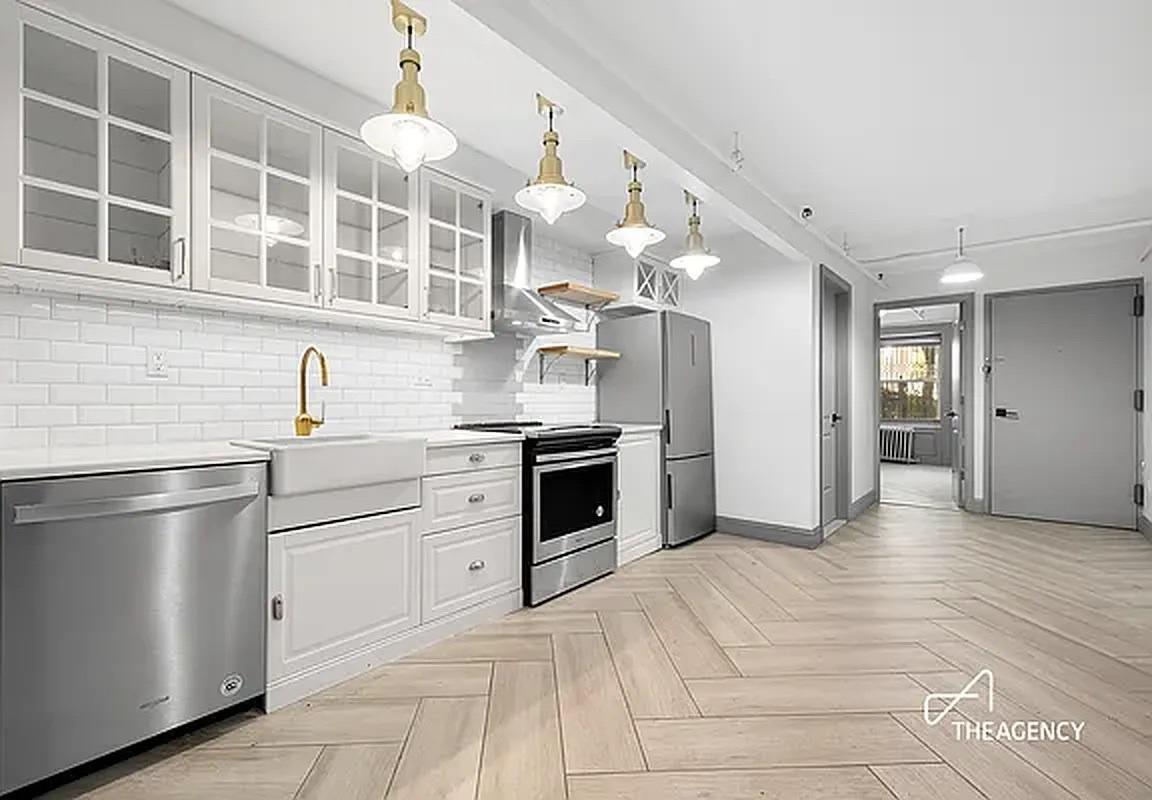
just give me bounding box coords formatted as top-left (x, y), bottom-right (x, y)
top-left (294, 346), bottom-right (329, 436)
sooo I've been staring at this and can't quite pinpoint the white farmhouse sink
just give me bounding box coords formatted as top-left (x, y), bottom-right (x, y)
top-left (232, 434), bottom-right (426, 496)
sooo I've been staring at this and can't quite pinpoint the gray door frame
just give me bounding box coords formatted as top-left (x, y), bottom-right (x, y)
top-left (983, 279), bottom-right (1143, 528)
top-left (873, 292), bottom-right (976, 510)
top-left (819, 266), bottom-right (852, 524)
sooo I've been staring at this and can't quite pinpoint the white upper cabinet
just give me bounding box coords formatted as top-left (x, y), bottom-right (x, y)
top-left (191, 77), bottom-right (323, 305)
top-left (323, 130), bottom-right (419, 319)
top-left (420, 170), bottom-right (491, 330)
top-left (7, 6), bottom-right (190, 286)
top-left (595, 249), bottom-right (682, 312)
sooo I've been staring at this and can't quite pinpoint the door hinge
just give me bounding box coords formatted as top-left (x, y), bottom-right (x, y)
top-left (1137, 389), bottom-right (1145, 412)
top-left (1135, 295), bottom-right (1145, 317)
top-left (1136, 484), bottom-right (1145, 507)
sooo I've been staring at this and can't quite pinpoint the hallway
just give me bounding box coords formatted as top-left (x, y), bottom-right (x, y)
top-left (881, 462), bottom-right (956, 510)
top-left (45, 504), bottom-right (1152, 799)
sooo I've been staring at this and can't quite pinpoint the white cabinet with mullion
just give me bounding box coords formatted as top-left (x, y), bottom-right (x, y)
top-left (191, 77), bottom-right (322, 306)
top-left (323, 130), bottom-right (419, 319)
top-left (9, 5), bottom-right (190, 287)
top-left (420, 170), bottom-right (491, 331)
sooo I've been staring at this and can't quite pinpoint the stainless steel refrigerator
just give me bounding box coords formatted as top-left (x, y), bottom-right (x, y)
top-left (597, 310), bottom-right (716, 546)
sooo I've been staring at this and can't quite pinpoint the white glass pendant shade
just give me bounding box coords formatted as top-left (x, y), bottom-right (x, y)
top-left (939, 226), bottom-right (983, 284)
top-left (606, 224), bottom-right (664, 259)
top-left (360, 112), bottom-right (456, 174)
top-left (940, 256), bottom-right (984, 284)
top-left (515, 182), bottom-right (586, 225)
top-left (671, 251), bottom-right (720, 279)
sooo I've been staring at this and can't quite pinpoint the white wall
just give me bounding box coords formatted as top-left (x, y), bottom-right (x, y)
top-left (875, 227), bottom-right (1151, 515)
top-left (681, 236), bottom-right (819, 530)
top-left (0, 234), bottom-right (596, 449)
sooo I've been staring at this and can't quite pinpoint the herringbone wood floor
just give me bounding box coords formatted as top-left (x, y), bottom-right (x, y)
top-left (47, 504), bottom-right (1152, 799)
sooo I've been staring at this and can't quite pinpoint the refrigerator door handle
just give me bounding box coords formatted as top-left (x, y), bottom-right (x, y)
top-left (664, 409), bottom-right (671, 445)
top-left (667, 472), bottom-right (674, 509)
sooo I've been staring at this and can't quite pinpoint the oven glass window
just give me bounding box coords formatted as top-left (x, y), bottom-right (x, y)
top-left (537, 461), bottom-right (615, 543)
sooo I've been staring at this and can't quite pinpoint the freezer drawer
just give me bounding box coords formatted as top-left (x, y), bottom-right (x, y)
top-left (1, 463), bottom-right (267, 794)
top-left (665, 455), bottom-right (716, 546)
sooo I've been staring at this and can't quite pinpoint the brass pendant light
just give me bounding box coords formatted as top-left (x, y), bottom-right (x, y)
top-left (515, 94), bottom-right (586, 225)
top-left (360, 0), bottom-right (458, 173)
top-left (670, 191), bottom-right (720, 279)
top-left (605, 150), bottom-right (664, 258)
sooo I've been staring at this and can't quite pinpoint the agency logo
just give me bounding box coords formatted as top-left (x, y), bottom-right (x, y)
top-left (922, 668), bottom-right (1085, 743)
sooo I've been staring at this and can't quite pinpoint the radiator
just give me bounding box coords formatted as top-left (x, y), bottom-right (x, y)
top-left (880, 426), bottom-right (917, 463)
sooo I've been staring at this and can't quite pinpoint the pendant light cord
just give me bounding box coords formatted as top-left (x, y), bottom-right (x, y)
top-left (958, 226), bottom-right (966, 258)
top-left (406, 24), bottom-right (414, 48)
top-left (547, 107), bottom-right (554, 133)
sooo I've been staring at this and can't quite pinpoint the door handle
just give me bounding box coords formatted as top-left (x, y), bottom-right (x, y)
top-left (313, 263), bottom-right (322, 303)
top-left (666, 473), bottom-right (674, 509)
top-left (664, 409), bottom-right (671, 445)
top-left (171, 236), bottom-right (187, 283)
top-left (994, 407), bottom-right (1020, 420)
top-left (12, 482), bottom-right (260, 525)
top-left (271, 594), bottom-right (284, 621)
top-left (830, 412), bottom-right (842, 424)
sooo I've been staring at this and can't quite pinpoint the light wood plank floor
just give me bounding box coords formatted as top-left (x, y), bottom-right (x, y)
top-left (44, 505), bottom-right (1152, 799)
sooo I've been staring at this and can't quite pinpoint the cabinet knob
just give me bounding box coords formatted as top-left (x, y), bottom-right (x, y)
top-left (469, 452), bottom-right (486, 464)
top-left (468, 559), bottom-right (486, 571)
top-left (468, 492), bottom-right (486, 504)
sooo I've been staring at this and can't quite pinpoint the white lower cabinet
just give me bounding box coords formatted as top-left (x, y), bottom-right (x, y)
top-left (617, 430), bottom-right (663, 565)
top-left (266, 509), bottom-right (419, 684)
top-left (422, 466), bottom-right (520, 534)
top-left (421, 516), bottom-right (520, 623)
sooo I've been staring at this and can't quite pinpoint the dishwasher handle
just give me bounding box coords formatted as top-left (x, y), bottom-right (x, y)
top-left (11, 481), bottom-right (262, 525)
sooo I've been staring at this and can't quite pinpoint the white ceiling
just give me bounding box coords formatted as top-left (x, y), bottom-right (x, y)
top-left (160, 0), bottom-right (743, 257)
top-left (510, 0), bottom-right (1152, 262)
top-left (160, 0), bottom-right (1152, 266)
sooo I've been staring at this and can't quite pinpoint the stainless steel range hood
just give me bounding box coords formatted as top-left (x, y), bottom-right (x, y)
top-left (491, 210), bottom-right (579, 336)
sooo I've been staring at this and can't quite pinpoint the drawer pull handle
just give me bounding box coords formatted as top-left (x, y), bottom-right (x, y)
top-left (271, 595), bottom-right (284, 621)
top-left (469, 452), bottom-right (486, 464)
top-left (468, 492), bottom-right (486, 504)
top-left (468, 559), bottom-right (486, 571)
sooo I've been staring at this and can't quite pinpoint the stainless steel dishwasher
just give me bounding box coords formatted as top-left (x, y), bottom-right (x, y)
top-left (0, 462), bottom-right (267, 794)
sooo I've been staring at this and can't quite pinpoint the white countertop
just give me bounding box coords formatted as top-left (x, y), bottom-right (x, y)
top-left (0, 429), bottom-right (528, 482)
top-left (0, 442), bottom-right (270, 482)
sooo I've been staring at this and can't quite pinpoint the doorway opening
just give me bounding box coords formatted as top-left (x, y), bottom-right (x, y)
top-left (820, 268), bottom-right (852, 532)
top-left (874, 296), bottom-right (975, 511)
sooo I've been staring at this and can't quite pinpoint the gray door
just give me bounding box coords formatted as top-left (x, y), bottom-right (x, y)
top-left (666, 454), bottom-right (716, 546)
top-left (989, 284), bottom-right (1138, 528)
top-left (820, 286), bottom-right (838, 525)
top-left (949, 320), bottom-right (963, 506)
top-left (663, 312), bottom-right (714, 459)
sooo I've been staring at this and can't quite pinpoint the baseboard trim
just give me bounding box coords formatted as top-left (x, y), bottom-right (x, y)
top-left (1140, 513), bottom-right (1152, 543)
top-left (849, 489), bottom-right (877, 519)
top-left (716, 516), bottom-right (823, 549)
top-left (966, 497), bottom-right (989, 514)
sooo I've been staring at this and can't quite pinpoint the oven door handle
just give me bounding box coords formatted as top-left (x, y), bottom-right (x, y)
top-left (534, 447), bottom-right (618, 465)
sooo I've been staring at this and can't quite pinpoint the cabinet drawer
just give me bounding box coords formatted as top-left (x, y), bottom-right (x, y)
top-left (421, 517), bottom-right (521, 623)
top-left (422, 467), bottom-right (520, 533)
top-left (425, 442), bottom-right (520, 476)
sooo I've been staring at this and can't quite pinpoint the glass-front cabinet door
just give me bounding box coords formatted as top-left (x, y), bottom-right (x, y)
top-left (419, 170), bottom-right (490, 330)
top-left (10, 7), bottom-right (190, 286)
top-left (323, 131), bottom-right (418, 318)
top-left (191, 77), bottom-right (322, 305)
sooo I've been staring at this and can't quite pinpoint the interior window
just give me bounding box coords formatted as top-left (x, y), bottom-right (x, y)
top-left (880, 341), bottom-right (940, 420)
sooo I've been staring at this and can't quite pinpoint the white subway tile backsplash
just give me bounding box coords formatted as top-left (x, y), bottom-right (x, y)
top-left (0, 235), bottom-right (597, 448)
top-left (20, 318), bottom-right (79, 341)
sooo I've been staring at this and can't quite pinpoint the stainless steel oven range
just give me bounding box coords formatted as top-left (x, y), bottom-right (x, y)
top-left (454, 422), bottom-right (622, 605)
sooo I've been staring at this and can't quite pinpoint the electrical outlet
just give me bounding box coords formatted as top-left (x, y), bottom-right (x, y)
top-left (146, 348), bottom-right (169, 379)
top-left (412, 375), bottom-right (433, 388)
